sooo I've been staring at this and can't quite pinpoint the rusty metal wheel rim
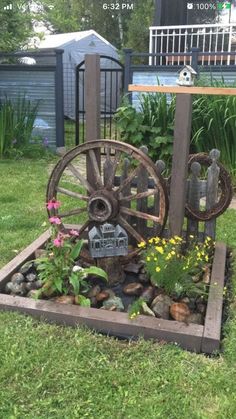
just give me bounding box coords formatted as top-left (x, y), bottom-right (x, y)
top-left (185, 153), bottom-right (233, 221)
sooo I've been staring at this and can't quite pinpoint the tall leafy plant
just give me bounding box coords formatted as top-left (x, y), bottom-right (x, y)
top-left (0, 96), bottom-right (39, 158)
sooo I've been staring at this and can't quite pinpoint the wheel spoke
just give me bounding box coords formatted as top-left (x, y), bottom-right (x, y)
top-left (88, 149), bottom-right (103, 187)
top-left (116, 165), bottom-right (140, 194)
top-left (56, 187), bottom-right (89, 201)
top-left (120, 189), bottom-right (157, 202)
top-left (120, 206), bottom-right (161, 223)
top-left (118, 215), bottom-right (145, 243)
top-left (67, 163), bottom-right (94, 194)
top-left (105, 149), bottom-right (121, 189)
top-left (59, 207), bottom-right (87, 218)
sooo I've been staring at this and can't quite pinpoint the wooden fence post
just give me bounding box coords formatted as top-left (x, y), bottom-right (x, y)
top-left (84, 54), bottom-right (101, 184)
top-left (169, 93), bottom-right (192, 237)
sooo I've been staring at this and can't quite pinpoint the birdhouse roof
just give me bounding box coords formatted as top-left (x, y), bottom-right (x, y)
top-left (178, 65), bottom-right (197, 75)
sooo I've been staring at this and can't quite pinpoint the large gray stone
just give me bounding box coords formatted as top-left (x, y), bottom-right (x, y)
top-left (151, 294), bottom-right (173, 319)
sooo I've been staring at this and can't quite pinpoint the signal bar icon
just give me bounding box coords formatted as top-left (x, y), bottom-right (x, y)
top-left (4, 3), bottom-right (13, 10)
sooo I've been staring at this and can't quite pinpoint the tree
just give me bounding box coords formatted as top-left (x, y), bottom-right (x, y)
top-left (0, 0), bottom-right (34, 51)
top-left (125, 0), bottom-right (154, 52)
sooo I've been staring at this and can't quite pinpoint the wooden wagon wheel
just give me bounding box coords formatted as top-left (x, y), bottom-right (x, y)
top-left (185, 152), bottom-right (233, 221)
top-left (46, 140), bottom-right (168, 260)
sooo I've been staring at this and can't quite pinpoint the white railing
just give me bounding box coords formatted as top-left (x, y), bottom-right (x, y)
top-left (149, 24), bottom-right (236, 66)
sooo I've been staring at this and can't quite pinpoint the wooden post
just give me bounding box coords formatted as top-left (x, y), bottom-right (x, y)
top-left (169, 94), bottom-right (192, 237)
top-left (84, 54), bottom-right (101, 184)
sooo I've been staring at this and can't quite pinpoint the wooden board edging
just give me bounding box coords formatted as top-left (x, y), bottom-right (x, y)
top-left (201, 242), bottom-right (227, 353)
top-left (0, 293), bottom-right (203, 352)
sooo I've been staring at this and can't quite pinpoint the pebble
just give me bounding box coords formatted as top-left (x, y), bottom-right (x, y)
top-left (54, 295), bottom-right (75, 305)
top-left (187, 313), bottom-right (204, 325)
top-left (170, 303), bottom-right (191, 322)
top-left (102, 296), bottom-right (124, 312)
top-left (141, 302), bottom-right (155, 317)
top-left (123, 282), bottom-right (143, 296)
top-left (11, 273), bottom-right (25, 285)
top-left (5, 282), bottom-right (14, 294)
top-left (151, 295), bottom-right (173, 319)
top-left (141, 286), bottom-right (155, 304)
top-left (19, 262), bottom-right (34, 275)
top-left (96, 291), bottom-right (110, 302)
top-left (124, 263), bottom-right (142, 274)
top-left (34, 249), bottom-right (47, 259)
top-left (87, 285), bottom-right (101, 299)
top-left (26, 273), bottom-right (37, 283)
top-left (25, 280), bottom-right (43, 291)
top-left (27, 289), bottom-right (39, 298)
top-left (10, 283), bottom-right (27, 296)
top-left (138, 273), bottom-right (149, 284)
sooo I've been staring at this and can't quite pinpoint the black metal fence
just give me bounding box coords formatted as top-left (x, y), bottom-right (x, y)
top-left (75, 55), bottom-right (124, 145)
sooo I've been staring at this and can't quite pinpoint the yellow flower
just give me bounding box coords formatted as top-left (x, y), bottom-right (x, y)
top-left (169, 238), bottom-right (176, 245)
top-left (155, 266), bottom-right (161, 272)
top-left (205, 255), bottom-right (209, 262)
top-left (155, 246), bottom-right (164, 254)
top-left (174, 235), bottom-right (182, 242)
top-left (197, 252), bottom-right (201, 258)
top-left (154, 237), bottom-right (160, 243)
top-left (189, 235), bottom-right (194, 239)
top-left (146, 256), bottom-right (151, 262)
top-left (148, 238), bottom-right (155, 244)
top-left (154, 257), bottom-right (157, 261)
top-left (171, 250), bottom-right (175, 256)
top-left (138, 241), bottom-right (146, 248)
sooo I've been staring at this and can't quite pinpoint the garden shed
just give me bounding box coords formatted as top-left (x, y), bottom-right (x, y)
top-left (37, 30), bottom-right (119, 120)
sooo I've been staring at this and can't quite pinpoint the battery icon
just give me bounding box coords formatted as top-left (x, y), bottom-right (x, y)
top-left (217, 2), bottom-right (231, 10)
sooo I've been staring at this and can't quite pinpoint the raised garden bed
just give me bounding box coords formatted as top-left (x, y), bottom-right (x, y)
top-left (0, 229), bottom-right (227, 354)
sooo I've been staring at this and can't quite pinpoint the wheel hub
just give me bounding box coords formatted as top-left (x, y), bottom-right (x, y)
top-left (88, 189), bottom-right (119, 222)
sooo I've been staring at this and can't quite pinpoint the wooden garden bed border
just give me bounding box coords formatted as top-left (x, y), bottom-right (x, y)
top-left (0, 230), bottom-right (227, 354)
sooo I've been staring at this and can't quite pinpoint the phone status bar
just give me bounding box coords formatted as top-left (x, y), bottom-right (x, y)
top-left (187, 2), bottom-right (231, 10)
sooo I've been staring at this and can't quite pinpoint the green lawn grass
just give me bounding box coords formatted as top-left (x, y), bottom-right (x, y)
top-left (0, 159), bottom-right (236, 419)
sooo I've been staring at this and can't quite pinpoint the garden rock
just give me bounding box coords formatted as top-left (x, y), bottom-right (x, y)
top-left (88, 285), bottom-right (101, 298)
top-left (196, 302), bottom-right (206, 315)
top-left (123, 282), bottom-right (143, 296)
top-left (170, 303), bottom-right (191, 322)
top-left (138, 273), bottom-right (149, 284)
top-left (203, 265), bottom-right (211, 284)
top-left (188, 313), bottom-right (204, 325)
top-left (25, 280), bottom-right (43, 291)
top-left (141, 302), bottom-right (155, 317)
top-left (11, 273), bottom-right (25, 285)
top-left (54, 295), bottom-right (75, 305)
top-left (26, 273), bottom-right (37, 282)
top-left (27, 289), bottom-right (39, 298)
top-left (124, 263), bottom-right (142, 274)
top-left (102, 296), bottom-right (124, 312)
top-left (34, 249), bottom-right (47, 259)
top-left (141, 286), bottom-right (155, 304)
top-left (96, 291), bottom-right (110, 302)
top-left (5, 282), bottom-right (14, 294)
top-left (151, 295), bottom-right (173, 319)
top-left (19, 262), bottom-right (34, 275)
top-left (10, 283), bottom-right (27, 296)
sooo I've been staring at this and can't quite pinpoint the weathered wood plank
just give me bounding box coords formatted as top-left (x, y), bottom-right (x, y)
top-left (128, 85), bottom-right (236, 96)
top-left (137, 145), bottom-right (149, 236)
top-left (0, 294), bottom-right (203, 352)
top-left (201, 242), bottom-right (226, 354)
top-left (84, 54), bottom-right (101, 186)
top-left (204, 149), bottom-right (220, 240)
top-left (169, 94), bottom-right (192, 237)
top-left (187, 161), bottom-right (201, 238)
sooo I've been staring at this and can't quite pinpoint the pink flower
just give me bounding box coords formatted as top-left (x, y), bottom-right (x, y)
top-left (49, 216), bottom-right (61, 225)
top-left (53, 236), bottom-right (64, 247)
top-left (69, 229), bottom-right (80, 237)
top-left (47, 199), bottom-right (61, 210)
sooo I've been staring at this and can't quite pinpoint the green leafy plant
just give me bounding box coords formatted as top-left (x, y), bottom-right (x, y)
top-left (139, 235), bottom-right (214, 298)
top-left (35, 200), bottom-right (108, 302)
top-left (128, 298), bottom-right (145, 319)
top-left (0, 96), bottom-right (39, 158)
top-left (114, 93), bottom-right (175, 166)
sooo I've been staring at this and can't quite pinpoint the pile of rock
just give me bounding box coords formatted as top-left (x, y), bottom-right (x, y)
top-left (4, 262), bottom-right (42, 298)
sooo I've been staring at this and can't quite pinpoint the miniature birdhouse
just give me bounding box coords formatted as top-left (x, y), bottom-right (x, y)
top-left (88, 223), bottom-right (128, 258)
top-left (177, 65), bottom-right (197, 86)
